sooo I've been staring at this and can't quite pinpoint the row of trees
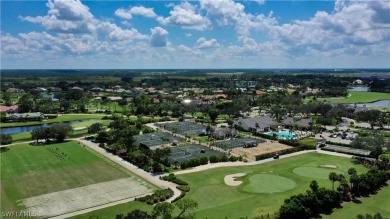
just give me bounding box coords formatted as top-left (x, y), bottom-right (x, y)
top-left (31, 123), bottom-right (72, 143)
top-left (114, 198), bottom-right (198, 219)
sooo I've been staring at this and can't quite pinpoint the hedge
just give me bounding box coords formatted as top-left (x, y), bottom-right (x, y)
top-left (135, 188), bottom-right (174, 205)
top-left (325, 141), bottom-right (351, 147)
top-left (254, 147), bottom-right (304, 161)
top-left (177, 185), bottom-right (190, 192)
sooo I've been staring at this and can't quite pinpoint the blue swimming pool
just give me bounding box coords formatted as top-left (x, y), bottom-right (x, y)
top-left (266, 131), bottom-right (297, 140)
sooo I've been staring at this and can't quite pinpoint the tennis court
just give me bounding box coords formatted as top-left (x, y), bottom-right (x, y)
top-left (214, 138), bottom-right (266, 149)
top-left (168, 144), bottom-right (225, 164)
top-left (159, 121), bottom-right (207, 136)
top-left (133, 132), bottom-right (184, 150)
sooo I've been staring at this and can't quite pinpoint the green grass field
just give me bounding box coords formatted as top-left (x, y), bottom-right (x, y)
top-left (317, 91), bottom-right (390, 104)
top-left (177, 152), bottom-right (368, 218)
top-left (72, 152), bottom-right (383, 219)
top-left (0, 141), bottom-right (154, 213)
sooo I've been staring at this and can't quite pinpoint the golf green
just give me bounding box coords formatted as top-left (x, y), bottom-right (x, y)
top-left (293, 167), bottom-right (344, 179)
top-left (242, 174), bottom-right (296, 193)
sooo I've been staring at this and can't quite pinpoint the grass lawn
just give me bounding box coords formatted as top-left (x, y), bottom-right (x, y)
top-left (177, 152), bottom-right (367, 218)
top-left (73, 152), bottom-right (372, 219)
top-left (1, 114), bottom-right (106, 128)
top-left (322, 184), bottom-right (390, 218)
top-left (0, 141), bottom-right (155, 213)
top-left (317, 91), bottom-right (390, 104)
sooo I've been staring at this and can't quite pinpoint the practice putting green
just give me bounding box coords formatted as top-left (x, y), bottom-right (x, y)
top-left (293, 167), bottom-right (344, 179)
top-left (242, 174), bottom-right (296, 193)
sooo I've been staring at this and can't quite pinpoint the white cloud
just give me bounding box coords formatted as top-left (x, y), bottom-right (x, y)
top-left (150, 26), bottom-right (168, 47)
top-left (130, 6), bottom-right (157, 18)
top-left (115, 6), bottom-right (157, 19)
top-left (250, 0), bottom-right (390, 57)
top-left (115, 8), bottom-right (133, 19)
top-left (157, 2), bottom-right (210, 30)
top-left (200, 0), bottom-right (254, 36)
top-left (98, 22), bottom-right (148, 41)
top-left (196, 37), bottom-right (220, 49)
top-left (20, 0), bottom-right (96, 33)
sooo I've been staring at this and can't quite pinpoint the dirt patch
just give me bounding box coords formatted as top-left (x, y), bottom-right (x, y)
top-left (224, 173), bottom-right (246, 186)
top-left (320, 165), bottom-right (337, 169)
top-left (21, 177), bottom-right (153, 217)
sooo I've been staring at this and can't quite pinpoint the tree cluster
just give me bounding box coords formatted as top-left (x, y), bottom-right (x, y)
top-left (0, 134), bottom-right (12, 145)
top-left (279, 181), bottom-right (341, 219)
top-left (31, 123), bottom-right (72, 143)
top-left (115, 199), bottom-right (198, 219)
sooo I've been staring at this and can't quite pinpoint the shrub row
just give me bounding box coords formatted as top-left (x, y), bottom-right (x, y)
top-left (135, 188), bottom-right (174, 205)
top-left (325, 141), bottom-right (352, 147)
top-left (180, 155), bottom-right (242, 169)
top-left (253, 132), bottom-right (277, 140)
top-left (177, 185), bottom-right (190, 192)
top-left (162, 174), bottom-right (189, 185)
top-left (254, 147), bottom-right (303, 161)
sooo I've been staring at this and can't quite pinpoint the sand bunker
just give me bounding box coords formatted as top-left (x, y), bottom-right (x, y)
top-left (320, 165), bottom-right (337, 169)
top-left (73, 127), bottom-right (86, 131)
top-left (224, 173), bottom-right (246, 186)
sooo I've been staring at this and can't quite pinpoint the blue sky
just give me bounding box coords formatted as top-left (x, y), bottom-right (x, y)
top-left (1, 0), bottom-right (390, 69)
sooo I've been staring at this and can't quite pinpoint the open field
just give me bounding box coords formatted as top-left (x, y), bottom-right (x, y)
top-left (317, 91), bottom-right (390, 104)
top-left (0, 114), bottom-right (106, 128)
top-left (322, 184), bottom-right (390, 218)
top-left (0, 141), bottom-right (155, 217)
top-left (69, 152), bottom-right (390, 219)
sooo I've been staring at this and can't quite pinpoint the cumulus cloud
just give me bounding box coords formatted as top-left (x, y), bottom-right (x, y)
top-left (20, 0), bottom-right (96, 33)
top-left (267, 0), bottom-right (390, 55)
top-left (200, 0), bottom-right (254, 35)
top-left (157, 2), bottom-right (210, 30)
top-left (150, 26), bottom-right (168, 47)
top-left (115, 6), bottom-right (157, 19)
top-left (196, 37), bottom-right (220, 49)
top-left (98, 22), bottom-right (148, 41)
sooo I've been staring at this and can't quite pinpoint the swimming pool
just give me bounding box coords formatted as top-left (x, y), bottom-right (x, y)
top-left (266, 131), bottom-right (297, 140)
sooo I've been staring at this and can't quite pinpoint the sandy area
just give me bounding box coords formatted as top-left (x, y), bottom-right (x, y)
top-left (224, 173), bottom-right (246, 186)
top-left (22, 177), bottom-right (153, 217)
top-left (320, 164), bottom-right (337, 169)
top-left (73, 127), bottom-right (86, 131)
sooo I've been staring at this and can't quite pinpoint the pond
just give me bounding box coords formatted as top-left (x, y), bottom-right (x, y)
top-left (353, 100), bottom-right (390, 108)
top-left (0, 120), bottom-right (83, 135)
top-left (347, 87), bottom-right (370, 92)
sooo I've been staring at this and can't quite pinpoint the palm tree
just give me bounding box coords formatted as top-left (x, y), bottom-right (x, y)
top-left (347, 167), bottom-right (357, 187)
top-left (329, 172), bottom-right (338, 190)
top-left (310, 180), bottom-right (319, 192)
